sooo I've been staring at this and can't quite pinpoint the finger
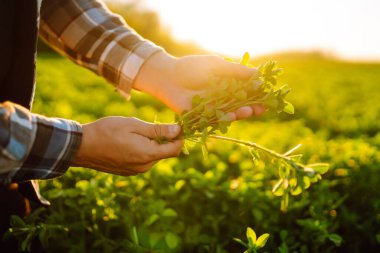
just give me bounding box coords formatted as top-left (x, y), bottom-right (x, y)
top-left (217, 60), bottom-right (258, 80)
top-left (133, 160), bottom-right (158, 174)
top-left (151, 139), bottom-right (184, 160)
top-left (136, 122), bottom-right (182, 141)
top-left (251, 104), bottom-right (266, 116)
top-left (235, 106), bottom-right (254, 120)
top-left (112, 153), bottom-right (158, 175)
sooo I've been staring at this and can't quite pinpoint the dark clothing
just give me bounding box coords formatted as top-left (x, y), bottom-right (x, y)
top-left (0, 0), bottom-right (46, 251)
top-left (0, 0), bottom-right (38, 108)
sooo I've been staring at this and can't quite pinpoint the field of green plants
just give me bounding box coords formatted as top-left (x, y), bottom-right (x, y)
top-left (7, 52), bottom-right (380, 253)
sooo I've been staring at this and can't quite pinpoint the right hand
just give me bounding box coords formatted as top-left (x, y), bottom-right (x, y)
top-left (72, 117), bottom-right (183, 176)
top-left (134, 52), bottom-right (266, 120)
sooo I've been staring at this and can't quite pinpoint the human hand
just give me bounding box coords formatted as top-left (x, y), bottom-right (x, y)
top-left (72, 117), bottom-right (183, 176)
top-left (134, 51), bottom-right (266, 120)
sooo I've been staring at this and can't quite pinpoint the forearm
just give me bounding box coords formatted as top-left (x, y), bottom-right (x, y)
top-left (0, 101), bottom-right (82, 184)
top-left (39, 0), bottom-right (163, 98)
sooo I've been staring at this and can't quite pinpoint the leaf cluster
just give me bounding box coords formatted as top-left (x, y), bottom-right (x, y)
top-left (233, 227), bottom-right (270, 253)
top-left (175, 53), bottom-right (328, 211)
top-left (3, 208), bottom-right (68, 252)
top-left (177, 54), bottom-right (294, 140)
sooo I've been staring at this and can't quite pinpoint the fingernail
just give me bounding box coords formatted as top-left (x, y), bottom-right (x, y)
top-left (169, 124), bottom-right (180, 134)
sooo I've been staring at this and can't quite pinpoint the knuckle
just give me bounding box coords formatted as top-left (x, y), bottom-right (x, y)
top-left (153, 124), bottom-right (162, 138)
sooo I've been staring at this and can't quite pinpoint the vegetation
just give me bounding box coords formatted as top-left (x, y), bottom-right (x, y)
top-left (177, 56), bottom-right (328, 213)
top-left (4, 50), bottom-right (379, 252)
top-left (6, 1), bottom-right (380, 252)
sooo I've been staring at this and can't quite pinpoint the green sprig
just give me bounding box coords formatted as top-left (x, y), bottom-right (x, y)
top-left (176, 53), bottom-right (328, 211)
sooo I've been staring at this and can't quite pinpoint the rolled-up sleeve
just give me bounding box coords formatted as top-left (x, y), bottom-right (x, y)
top-left (0, 101), bottom-right (82, 184)
top-left (39, 0), bottom-right (163, 98)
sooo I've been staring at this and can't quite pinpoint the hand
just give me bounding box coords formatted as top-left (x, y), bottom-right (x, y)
top-left (72, 117), bottom-right (183, 176)
top-left (134, 51), bottom-right (266, 120)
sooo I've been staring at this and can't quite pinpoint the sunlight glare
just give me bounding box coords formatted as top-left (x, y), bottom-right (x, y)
top-left (142, 0), bottom-right (380, 60)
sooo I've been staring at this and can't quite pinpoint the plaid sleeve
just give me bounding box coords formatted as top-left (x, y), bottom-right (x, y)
top-left (39, 0), bottom-right (163, 98)
top-left (0, 102), bottom-right (82, 184)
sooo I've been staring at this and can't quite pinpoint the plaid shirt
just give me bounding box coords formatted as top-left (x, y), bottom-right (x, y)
top-left (40, 0), bottom-right (162, 98)
top-left (0, 0), bottom-right (162, 183)
top-left (0, 102), bottom-right (82, 184)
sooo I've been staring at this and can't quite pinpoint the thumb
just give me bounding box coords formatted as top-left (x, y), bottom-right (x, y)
top-left (154, 124), bottom-right (182, 141)
top-left (136, 121), bottom-right (182, 141)
top-left (139, 123), bottom-right (183, 160)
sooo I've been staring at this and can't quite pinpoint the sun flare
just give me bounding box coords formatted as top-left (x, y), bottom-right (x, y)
top-left (142, 0), bottom-right (380, 60)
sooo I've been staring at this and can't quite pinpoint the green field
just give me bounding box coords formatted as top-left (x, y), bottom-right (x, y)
top-left (9, 53), bottom-right (380, 253)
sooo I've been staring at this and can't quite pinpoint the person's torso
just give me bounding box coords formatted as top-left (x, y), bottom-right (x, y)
top-left (0, 0), bottom-right (40, 109)
top-left (0, 0), bottom-right (48, 206)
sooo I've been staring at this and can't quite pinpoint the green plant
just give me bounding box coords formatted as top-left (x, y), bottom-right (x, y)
top-left (177, 53), bottom-right (329, 211)
top-left (233, 227), bottom-right (270, 253)
top-left (6, 53), bottom-right (380, 253)
top-left (3, 208), bottom-right (68, 252)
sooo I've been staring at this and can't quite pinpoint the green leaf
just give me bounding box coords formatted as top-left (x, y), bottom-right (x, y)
top-left (219, 114), bottom-right (233, 122)
top-left (215, 110), bottom-right (224, 119)
top-left (165, 232), bottom-right (179, 249)
top-left (283, 101), bottom-right (294, 114)
top-left (233, 238), bottom-right (249, 248)
top-left (47, 188), bottom-right (64, 199)
top-left (307, 163), bottom-right (330, 174)
top-left (302, 176), bottom-right (311, 189)
top-left (182, 142), bottom-right (190, 155)
top-left (149, 233), bottom-right (162, 248)
top-left (328, 234), bottom-right (343, 246)
top-left (162, 208), bottom-right (178, 217)
top-left (192, 95), bottom-right (202, 108)
top-left (272, 179), bottom-right (284, 196)
top-left (290, 185), bottom-right (302, 196)
top-left (240, 52), bottom-right (250, 66)
top-left (280, 193), bottom-right (289, 212)
top-left (218, 122), bottom-right (229, 134)
top-left (279, 164), bottom-right (290, 179)
top-left (246, 227), bottom-right (257, 247)
top-left (21, 231), bottom-right (35, 252)
top-left (235, 90), bottom-right (247, 100)
top-left (10, 215), bottom-right (26, 227)
top-left (145, 214), bottom-right (159, 226)
top-left (130, 226), bottom-right (139, 245)
top-left (376, 234), bottom-right (380, 243)
top-left (256, 233), bottom-right (270, 248)
top-left (174, 180), bottom-right (186, 191)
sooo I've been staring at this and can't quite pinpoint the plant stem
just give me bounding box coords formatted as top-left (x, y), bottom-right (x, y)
top-left (193, 134), bottom-right (304, 172)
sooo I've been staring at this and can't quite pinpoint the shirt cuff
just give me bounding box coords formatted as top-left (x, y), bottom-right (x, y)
top-left (1, 106), bottom-right (82, 183)
top-left (114, 41), bottom-right (163, 99)
top-left (8, 108), bottom-right (82, 183)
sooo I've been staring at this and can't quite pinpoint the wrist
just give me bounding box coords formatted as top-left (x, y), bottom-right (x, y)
top-left (71, 123), bottom-right (97, 167)
top-left (133, 51), bottom-right (176, 97)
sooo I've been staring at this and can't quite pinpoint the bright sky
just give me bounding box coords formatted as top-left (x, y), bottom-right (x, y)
top-left (127, 0), bottom-right (380, 60)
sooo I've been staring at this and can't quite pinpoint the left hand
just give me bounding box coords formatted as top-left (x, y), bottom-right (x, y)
top-left (134, 51), bottom-right (266, 120)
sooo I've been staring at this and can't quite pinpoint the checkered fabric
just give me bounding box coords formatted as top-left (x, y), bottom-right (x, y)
top-left (39, 0), bottom-right (163, 98)
top-left (0, 102), bottom-right (82, 184)
top-left (1, 0), bottom-right (162, 183)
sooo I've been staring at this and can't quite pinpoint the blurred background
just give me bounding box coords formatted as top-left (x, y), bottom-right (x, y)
top-left (13, 0), bottom-right (380, 252)
top-left (109, 0), bottom-right (380, 61)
